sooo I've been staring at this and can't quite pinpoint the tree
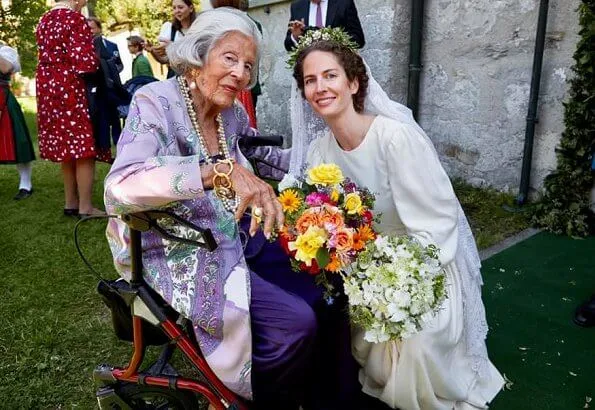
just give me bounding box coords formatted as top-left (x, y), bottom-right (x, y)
top-left (93, 0), bottom-right (175, 42)
top-left (533, 0), bottom-right (595, 236)
top-left (0, 0), bottom-right (48, 77)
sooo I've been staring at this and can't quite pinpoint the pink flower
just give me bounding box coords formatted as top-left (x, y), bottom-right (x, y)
top-left (306, 192), bottom-right (332, 206)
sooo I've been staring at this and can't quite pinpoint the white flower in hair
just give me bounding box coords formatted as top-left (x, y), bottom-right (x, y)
top-left (286, 27), bottom-right (360, 68)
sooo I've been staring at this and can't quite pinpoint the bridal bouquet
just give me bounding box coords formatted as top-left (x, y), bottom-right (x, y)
top-left (276, 164), bottom-right (377, 288)
top-left (343, 235), bottom-right (447, 343)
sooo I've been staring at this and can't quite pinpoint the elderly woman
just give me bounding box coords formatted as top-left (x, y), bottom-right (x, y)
top-left (104, 8), bottom-right (314, 409)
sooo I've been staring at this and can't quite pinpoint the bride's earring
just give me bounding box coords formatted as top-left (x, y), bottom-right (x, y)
top-left (189, 80), bottom-right (197, 90)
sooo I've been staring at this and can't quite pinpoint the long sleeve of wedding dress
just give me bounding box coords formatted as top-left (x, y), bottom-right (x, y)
top-left (382, 122), bottom-right (459, 265)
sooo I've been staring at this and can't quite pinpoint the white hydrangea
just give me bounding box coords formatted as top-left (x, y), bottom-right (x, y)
top-left (364, 324), bottom-right (391, 343)
top-left (343, 234), bottom-right (447, 342)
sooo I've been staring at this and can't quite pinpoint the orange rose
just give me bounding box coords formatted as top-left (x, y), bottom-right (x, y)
top-left (295, 211), bottom-right (321, 234)
top-left (334, 228), bottom-right (354, 252)
top-left (319, 207), bottom-right (345, 228)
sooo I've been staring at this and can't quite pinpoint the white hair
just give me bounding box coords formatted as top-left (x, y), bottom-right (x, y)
top-left (167, 7), bottom-right (262, 88)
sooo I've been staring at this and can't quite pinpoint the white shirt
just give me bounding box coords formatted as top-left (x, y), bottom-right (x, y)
top-left (291, 0), bottom-right (329, 45)
top-left (308, 0), bottom-right (328, 28)
top-left (158, 21), bottom-right (185, 43)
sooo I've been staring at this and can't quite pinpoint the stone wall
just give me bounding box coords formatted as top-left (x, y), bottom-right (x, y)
top-left (248, 0), bottom-right (580, 193)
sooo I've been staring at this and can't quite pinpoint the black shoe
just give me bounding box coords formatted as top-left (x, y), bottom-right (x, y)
top-left (574, 295), bottom-right (595, 327)
top-left (63, 208), bottom-right (79, 217)
top-left (13, 188), bottom-right (33, 200)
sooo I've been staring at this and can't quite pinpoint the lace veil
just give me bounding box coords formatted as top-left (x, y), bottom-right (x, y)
top-left (288, 60), bottom-right (490, 378)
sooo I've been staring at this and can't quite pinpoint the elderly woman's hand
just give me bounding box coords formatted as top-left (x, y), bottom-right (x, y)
top-left (230, 164), bottom-right (284, 239)
top-left (202, 162), bottom-right (283, 239)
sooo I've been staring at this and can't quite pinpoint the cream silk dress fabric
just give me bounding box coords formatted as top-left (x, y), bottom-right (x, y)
top-left (306, 115), bottom-right (504, 410)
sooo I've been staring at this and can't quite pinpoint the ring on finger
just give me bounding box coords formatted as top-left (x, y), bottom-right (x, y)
top-left (252, 206), bottom-right (263, 223)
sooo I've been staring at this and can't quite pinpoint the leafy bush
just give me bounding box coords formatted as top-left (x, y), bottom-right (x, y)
top-left (532, 1), bottom-right (595, 237)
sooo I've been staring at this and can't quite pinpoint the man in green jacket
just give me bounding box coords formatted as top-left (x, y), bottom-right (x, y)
top-left (127, 36), bottom-right (154, 78)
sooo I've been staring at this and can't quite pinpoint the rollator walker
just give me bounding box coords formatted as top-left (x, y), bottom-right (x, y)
top-left (77, 135), bottom-right (286, 409)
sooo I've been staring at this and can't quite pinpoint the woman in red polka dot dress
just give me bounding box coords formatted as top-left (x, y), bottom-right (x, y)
top-left (35, 0), bottom-right (108, 216)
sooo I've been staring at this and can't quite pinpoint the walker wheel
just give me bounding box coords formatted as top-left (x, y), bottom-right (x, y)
top-left (115, 382), bottom-right (201, 409)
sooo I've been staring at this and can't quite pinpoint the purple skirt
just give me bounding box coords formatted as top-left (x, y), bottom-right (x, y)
top-left (243, 225), bottom-right (365, 410)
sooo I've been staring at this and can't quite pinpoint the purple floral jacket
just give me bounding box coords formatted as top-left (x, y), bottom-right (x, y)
top-left (104, 78), bottom-right (289, 398)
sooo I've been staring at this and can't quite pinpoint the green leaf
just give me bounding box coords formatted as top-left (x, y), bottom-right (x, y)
top-left (315, 247), bottom-right (331, 269)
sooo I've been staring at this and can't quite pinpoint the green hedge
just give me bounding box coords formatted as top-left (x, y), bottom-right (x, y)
top-left (533, 0), bottom-right (595, 237)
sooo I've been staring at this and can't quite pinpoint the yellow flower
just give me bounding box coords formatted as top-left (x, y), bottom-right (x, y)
top-left (344, 192), bottom-right (363, 215)
top-left (330, 189), bottom-right (340, 202)
top-left (307, 163), bottom-right (344, 186)
top-left (278, 189), bottom-right (302, 213)
top-left (288, 226), bottom-right (327, 266)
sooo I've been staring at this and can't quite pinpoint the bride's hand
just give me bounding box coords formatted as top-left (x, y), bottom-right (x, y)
top-left (230, 164), bottom-right (284, 239)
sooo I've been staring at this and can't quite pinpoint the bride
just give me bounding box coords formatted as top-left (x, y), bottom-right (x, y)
top-left (286, 30), bottom-right (504, 409)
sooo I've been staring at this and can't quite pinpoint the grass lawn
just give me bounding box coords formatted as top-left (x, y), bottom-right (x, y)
top-left (0, 98), bottom-right (531, 407)
top-left (483, 233), bottom-right (595, 410)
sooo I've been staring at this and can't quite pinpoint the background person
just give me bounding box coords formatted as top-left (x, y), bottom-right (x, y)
top-left (127, 35), bottom-right (154, 78)
top-left (149, 0), bottom-right (197, 78)
top-left (104, 8), bottom-right (312, 409)
top-left (284, 0), bottom-right (365, 52)
top-left (87, 17), bottom-right (123, 72)
top-left (35, 0), bottom-right (104, 217)
top-left (0, 41), bottom-right (35, 200)
top-left (87, 16), bottom-right (126, 148)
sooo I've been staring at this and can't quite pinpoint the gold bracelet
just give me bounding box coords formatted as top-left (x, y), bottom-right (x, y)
top-left (213, 158), bottom-right (234, 177)
top-left (212, 159), bottom-right (236, 200)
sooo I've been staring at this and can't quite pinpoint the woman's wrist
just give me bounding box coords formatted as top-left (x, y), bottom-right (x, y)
top-left (200, 160), bottom-right (235, 190)
top-left (212, 159), bottom-right (236, 201)
top-left (200, 164), bottom-right (215, 189)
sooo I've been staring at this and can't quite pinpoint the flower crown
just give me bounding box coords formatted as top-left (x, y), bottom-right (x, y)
top-left (287, 27), bottom-right (359, 68)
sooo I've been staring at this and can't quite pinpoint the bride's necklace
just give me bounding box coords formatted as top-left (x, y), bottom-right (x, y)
top-left (177, 75), bottom-right (230, 163)
top-left (177, 75), bottom-right (238, 213)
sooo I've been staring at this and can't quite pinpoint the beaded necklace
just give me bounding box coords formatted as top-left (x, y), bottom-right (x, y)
top-left (177, 75), bottom-right (230, 163)
top-left (177, 75), bottom-right (238, 212)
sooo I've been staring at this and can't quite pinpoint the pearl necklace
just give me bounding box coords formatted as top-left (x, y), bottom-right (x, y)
top-left (177, 75), bottom-right (230, 163)
top-left (177, 75), bottom-right (238, 212)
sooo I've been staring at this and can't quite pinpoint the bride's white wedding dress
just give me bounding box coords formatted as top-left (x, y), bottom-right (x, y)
top-left (306, 115), bottom-right (504, 410)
